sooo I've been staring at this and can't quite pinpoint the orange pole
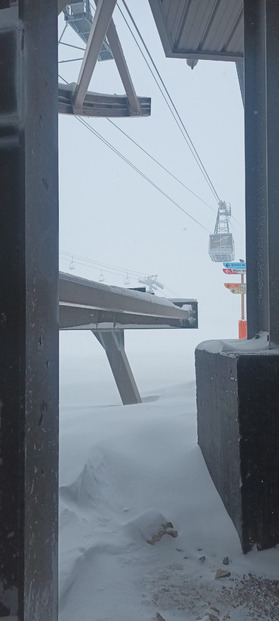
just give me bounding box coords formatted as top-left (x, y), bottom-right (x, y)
top-left (239, 272), bottom-right (247, 339)
top-left (241, 273), bottom-right (245, 320)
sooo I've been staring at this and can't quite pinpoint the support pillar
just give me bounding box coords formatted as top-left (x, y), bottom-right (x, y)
top-left (0, 1), bottom-right (58, 619)
top-left (244, 0), bottom-right (269, 338)
top-left (93, 330), bottom-right (142, 405)
top-left (196, 0), bottom-right (279, 552)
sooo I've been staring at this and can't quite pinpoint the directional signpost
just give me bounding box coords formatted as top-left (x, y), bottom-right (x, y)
top-left (224, 283), bottom-right (247, 293)
top-left (223, 262), bottom-right (246, 270)
top-left (223, 268), bottom-right (246, 275)
top-left (223, 261), bottom-right (247, 338)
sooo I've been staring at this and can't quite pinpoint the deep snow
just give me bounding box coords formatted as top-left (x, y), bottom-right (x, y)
top-left (59, 348), bottom-right (279, 621)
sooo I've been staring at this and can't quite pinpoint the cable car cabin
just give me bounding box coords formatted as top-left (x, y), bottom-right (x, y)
top-left (209, 233), bottom-right (235, 262)
top-left (209, 200), bottom-right (235, 262)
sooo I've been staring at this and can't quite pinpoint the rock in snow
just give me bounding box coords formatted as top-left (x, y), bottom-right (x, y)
top-left (124, 508), bottom-right (178, 544)
top-left (215, 568), bottom-right (231, 579)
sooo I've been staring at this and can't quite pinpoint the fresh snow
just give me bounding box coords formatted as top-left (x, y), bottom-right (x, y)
top-left (59, 351), bottom-right (279, 621)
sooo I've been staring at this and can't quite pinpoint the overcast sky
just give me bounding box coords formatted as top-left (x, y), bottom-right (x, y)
top-left (58, 0), bottom-right (245, 367)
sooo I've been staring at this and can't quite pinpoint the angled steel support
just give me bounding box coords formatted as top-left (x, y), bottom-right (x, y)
top-left (91, 1), bottom-right (142, 116)
top-left (93, 330), bottom-right (142, 405)
top-left (0, 1), bottom-right (58, 619)
top-left (72, 0), bottom-right (117, 112)
top-left (106, 19), bottom-right (141, 115)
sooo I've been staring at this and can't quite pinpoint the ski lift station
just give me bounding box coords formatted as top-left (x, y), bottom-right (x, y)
top-left (2, 0), bottom-right (279, 618)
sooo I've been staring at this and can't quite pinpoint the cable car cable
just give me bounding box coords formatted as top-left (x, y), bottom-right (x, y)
top-left (76, 114), bottom-right (210, 233)
top-left (106, 118), bottom-right (216, 213)
top-left (60, 254), bottom-right (180, 297)
top-left (58, 73), bottom-right (210, 233)
top-left (60, 250), bottom-right (151, 278)
top-left (119, 1), bottom-right (220, 204)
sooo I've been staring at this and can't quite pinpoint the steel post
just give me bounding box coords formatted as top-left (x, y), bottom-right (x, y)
top-left (265, 0), bottom-right (279, 345)
top-left (0, 1), bottom-right (58, 619)
top-left (244, 0), bottom-right (269, 338)
top-left (244, 0), bottom-right (279, 344)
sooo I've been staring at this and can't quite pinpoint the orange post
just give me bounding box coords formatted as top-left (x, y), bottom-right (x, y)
top-left (239, 273), bottom-right (247, 338)
top-left (239, 319), bottom-right (247, 339)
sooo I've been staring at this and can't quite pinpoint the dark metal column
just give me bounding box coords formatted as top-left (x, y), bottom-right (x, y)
top-left (244, 0), bottom-right (269, 338)
top-left (265, 0), bottom-right (279, 345)
top-left (0, 1), bottom-right (58, 619)
top-left (244, 0), bottom-right (279, 344)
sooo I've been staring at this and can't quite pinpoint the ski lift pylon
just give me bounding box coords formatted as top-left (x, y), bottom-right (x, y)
top-left (63, 0), bottom-right (113, 61)
top-left (209, 201), bottom-right (235, 263)
top-left (98, 270), bottom-right (105, 283)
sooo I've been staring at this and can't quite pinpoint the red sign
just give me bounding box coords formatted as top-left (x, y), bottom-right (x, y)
top-left (224, 283), bottom-right (246, 293)
top-left (223, 268), bottom-right (246, 275)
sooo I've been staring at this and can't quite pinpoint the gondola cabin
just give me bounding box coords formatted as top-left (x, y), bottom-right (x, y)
top-left (209, 232), bottom-right (235, 262)
top-left (209, 201), bottom-right (235, 263)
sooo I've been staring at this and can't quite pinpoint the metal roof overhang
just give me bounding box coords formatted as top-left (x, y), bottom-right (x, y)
top-left (59, 272), bottom-right (198, 329)
top-left (148, 0), bottom-right (244, 62)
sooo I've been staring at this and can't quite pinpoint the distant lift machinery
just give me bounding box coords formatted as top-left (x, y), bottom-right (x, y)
top-left (63, 0), bottom-right (113, 60)
top-left (209, 201), bottom-right (235, 262)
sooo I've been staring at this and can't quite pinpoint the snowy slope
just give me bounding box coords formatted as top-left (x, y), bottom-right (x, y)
top-left (59, 374), bottom-right (279, 621)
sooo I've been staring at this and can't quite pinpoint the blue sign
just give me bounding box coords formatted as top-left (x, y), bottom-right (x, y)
top-left (223, 262), bottom-right (246, 269)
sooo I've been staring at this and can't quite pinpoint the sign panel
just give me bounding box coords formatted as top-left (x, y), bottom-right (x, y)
top-left (229, 288), bottom-right (246, 294)
top-left (223, 268), bottom-right (246, 275)
top-left (224, 283), bottom-right (246, 291)
top-left (223, 262), bottom-right (246, 269)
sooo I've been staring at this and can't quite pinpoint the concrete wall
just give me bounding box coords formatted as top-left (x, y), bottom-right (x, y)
top-left (196, 344), bottom-right (279, 552)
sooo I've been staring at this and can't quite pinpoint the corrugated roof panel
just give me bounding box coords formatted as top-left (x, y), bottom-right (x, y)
top-left (165, 0), bottom-right (179, 22)
top-left (171, 1), bottom-right (192, 46)
top-left (149, 0), bottom-right (244, 60)
top-left (174, 0), bottom-right (218, 51)
top-left (226, 17), bottom-right (243, 53)
top-left (165, 0), bottom-right (188, 43)
top-left (201, 0), bottom-right (242, 52)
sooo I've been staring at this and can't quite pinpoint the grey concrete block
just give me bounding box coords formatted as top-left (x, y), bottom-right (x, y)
top-left (196, 341), bottom-right (279, 552)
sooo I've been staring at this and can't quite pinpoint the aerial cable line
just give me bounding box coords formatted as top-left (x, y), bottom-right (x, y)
top-left (119, 0), bottom-right (220, 204)
top-left (59, 6), bottom-right (214, 211)
top-left (59, 58), bottom-right (83, 64)
top-left (106, 118), bottom-right (216, 213)
top-left (60, 250), bottom-right (150, 278)
top-left (58, 31), bottom-right (214, 214)
top-left (76, 115), bottom-right (210, 233)
top-left (60, 41), bottom-right (86, 52)
top-left (61, 257), bottom-right (140, 279)
top-left (60, 253), bottom-right (179, 297)
top-left (58, 74), bottom-right (209, 232)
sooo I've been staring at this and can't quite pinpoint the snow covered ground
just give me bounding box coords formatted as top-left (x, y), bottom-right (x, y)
top-left (59, 338), bottom-right (279, 621)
